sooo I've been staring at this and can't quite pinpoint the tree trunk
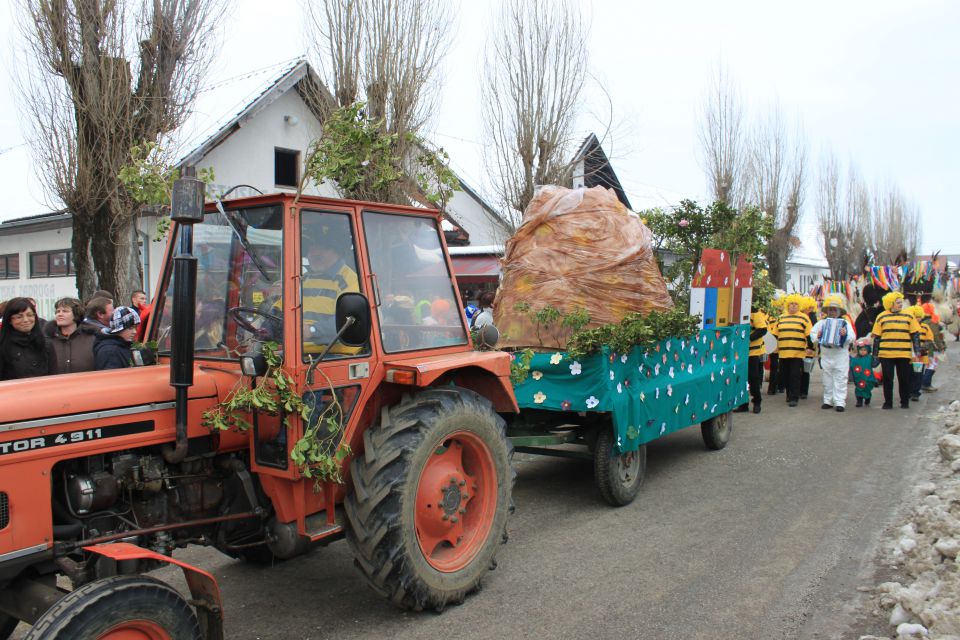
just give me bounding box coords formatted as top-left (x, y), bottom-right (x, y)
top-left (71, 216), bottom-right (97, 300)
top-left (90, 211), bottom-right (141, 304)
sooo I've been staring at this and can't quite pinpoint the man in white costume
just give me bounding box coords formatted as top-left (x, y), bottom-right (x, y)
top-left (811, 295), bottom-right (856, 411)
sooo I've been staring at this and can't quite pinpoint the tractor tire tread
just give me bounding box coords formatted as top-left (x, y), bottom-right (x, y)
top-left (344, 387), bottom-right (514, 612)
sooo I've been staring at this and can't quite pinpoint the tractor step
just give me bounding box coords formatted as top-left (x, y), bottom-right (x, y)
top-left (305, 513), bottom-right (343, 542)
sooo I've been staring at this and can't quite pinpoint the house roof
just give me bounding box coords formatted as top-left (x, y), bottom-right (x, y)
top-left (787, 223), bottom-right (830, 268)
top-left (176, 57), bottom-right (327, 168)
top-left (571, 133), bottom-right (632, 210)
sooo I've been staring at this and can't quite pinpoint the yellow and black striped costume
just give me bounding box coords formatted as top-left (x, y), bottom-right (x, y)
top-left (776, 312), bottom-right (812, 359)
top-left (871, 311), bottom-right (920, 360)
top-left (301, 262), bottom-right (360, 354)
top-left (749, 311), bottom-right (769, 356)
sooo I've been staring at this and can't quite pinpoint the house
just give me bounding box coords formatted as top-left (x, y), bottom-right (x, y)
top-left (0, 59), bottom-right (506, 316)
top-left (784, 223), bottom-right (832, 294)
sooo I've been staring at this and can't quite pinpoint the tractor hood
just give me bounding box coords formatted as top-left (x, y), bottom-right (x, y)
top-left (0, 365), bottom-right (218, 427)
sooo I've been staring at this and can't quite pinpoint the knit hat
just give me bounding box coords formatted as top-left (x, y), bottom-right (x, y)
top-left (105, 306), bottom-right (141, 334)
top-left (882, 291), bottom-right (904, 312)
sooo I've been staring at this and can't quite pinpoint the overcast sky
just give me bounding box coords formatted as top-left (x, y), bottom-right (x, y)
top-left (1, 0), bottom-right (956, 254)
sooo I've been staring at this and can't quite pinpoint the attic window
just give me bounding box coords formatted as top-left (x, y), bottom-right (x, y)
top-left (274, 148), bottom-right (299, 188)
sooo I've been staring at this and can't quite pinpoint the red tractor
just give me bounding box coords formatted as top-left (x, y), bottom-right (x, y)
top-left (0, 176), bottom-right (518, 638)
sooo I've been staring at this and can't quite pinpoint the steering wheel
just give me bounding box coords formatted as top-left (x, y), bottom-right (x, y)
top-left (228, 306), bottom-right (282, 337)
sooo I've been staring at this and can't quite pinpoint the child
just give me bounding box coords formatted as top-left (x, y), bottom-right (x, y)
top-left (777, 294), bottom-right (813, 407)
top-left (811, 295), bottom-right (855, 411)
top-left (850, 339), bottom-right (879, 407)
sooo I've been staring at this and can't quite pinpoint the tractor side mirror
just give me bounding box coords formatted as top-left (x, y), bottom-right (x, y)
top-left (336, 293), bottom-right (371, 346)
top-left (240, 353), bottom-right (268, 377)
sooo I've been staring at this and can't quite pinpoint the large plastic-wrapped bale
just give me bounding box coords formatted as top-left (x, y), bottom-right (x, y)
top-left (494, 185), bottom-right (673, 350)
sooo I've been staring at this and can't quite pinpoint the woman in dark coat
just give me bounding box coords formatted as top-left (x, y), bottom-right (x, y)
top-left (0, 297), bottom-right (56, 380)
top-left (45, 297), bottom-right (97, 374)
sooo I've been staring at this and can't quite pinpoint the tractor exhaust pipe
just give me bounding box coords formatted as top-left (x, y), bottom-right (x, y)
top-left (163, 168), bottom-right (205, 465)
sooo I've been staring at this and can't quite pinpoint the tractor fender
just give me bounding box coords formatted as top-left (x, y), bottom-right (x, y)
top-left (84, 542), bottom-right (223, 640)
top-left (383, 351), bottom-right (519, 413)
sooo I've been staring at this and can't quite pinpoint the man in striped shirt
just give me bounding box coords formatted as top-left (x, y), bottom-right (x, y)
top-left (871, 291), bottom-right (921, 410)
top-left (777, 294), bottom-right (814, 407)
top-left (301, 235), bottom-right (360, 355)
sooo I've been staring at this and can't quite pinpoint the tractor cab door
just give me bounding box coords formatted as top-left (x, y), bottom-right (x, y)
top-left (256, 208), bottom-right (374, 477)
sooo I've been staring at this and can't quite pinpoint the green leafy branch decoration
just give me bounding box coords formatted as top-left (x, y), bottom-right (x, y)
top-left (201, 342), bottom-right (351, 484)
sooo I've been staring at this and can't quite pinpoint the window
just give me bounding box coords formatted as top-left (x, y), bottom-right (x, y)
top-left (300, 210), bottom-right (368, 360)
top-left (363, 211), bottom-right (468, 353)
top-left (153, 204), bottom-right (284, 360)
top-left (274, 148), bottom-right (299, 188)
top-left (30, 250), bottom-right (74, 278)
top-left (0, 254), bottom-right (18, 279)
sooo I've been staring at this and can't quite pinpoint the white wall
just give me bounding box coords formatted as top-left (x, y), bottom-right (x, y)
top-left (785, 263), bottom-right (831, 295)
top-left (445, 188), bottom-right (510, 247)
top-left (200, 91), bottom-right (337, 199)
top-left (0, 216), bottom-right (168, 317)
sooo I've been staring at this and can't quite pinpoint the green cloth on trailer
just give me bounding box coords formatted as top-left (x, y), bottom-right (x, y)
top-left (512, 325), bottom-right (749, 452)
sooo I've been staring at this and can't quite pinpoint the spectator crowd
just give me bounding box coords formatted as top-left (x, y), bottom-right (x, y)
top-left (0, 289), bottom-right (151, 380)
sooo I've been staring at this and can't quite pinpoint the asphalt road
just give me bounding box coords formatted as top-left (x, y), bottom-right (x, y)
top-left (15, 347), bottom-right (954, 639)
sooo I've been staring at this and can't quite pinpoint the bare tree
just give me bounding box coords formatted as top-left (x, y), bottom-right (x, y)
top-left (870, 183), bottom-right (921, 263)
top-left (303, 0), bottom-right (452, 204)
top-left (748, 105), bottom-right (806, 288)
top-left (697, 63), bottom-right (748, 206)
top-left (17, 0), bottom-right (221, 301)
top-left (482, 0), bottom-right (588, 228)
top-left (816, 154), bottom-right (872, 280)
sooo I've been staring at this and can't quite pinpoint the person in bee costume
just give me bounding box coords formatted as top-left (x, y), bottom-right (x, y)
top-left (810, 294), bottom-right (855, 411)
top-left (735, 304), bottom-right (768, 414)
top-left (799, 296), bottom-right (819, 399)
top-left (777, 294), bottom-right (814, 407)
top-left (871, 291), bottom-right (921, 409)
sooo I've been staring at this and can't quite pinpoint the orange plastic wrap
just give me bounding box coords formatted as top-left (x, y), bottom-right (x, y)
top-left (494, 185), bottom-right (673, 350)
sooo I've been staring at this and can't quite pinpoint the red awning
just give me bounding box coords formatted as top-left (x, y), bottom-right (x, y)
top-left (450, 255), bottom-right (501, 280)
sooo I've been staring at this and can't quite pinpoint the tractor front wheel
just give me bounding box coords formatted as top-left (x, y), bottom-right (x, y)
top-left (345, 388), bottom-right (514, 612)
top-left (25, 575), bottom-right (201, 640)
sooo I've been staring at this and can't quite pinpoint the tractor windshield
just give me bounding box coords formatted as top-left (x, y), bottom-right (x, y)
top-left (153, 203), bottom-right (284, 359)
top-left (362, 211), bottom-right (468, 352)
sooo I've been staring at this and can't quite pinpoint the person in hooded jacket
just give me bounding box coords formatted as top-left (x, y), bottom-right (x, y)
top-left (45, 297), bottom-right (97, 374)
top-left (94, 306), bottom-right (140, 370)
top-left (0, 297), bottom-right (56, 380)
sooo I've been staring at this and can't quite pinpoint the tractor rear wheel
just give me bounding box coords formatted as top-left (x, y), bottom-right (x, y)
top-left (701, 411), bottom-right (733, 450)
top-left (345, 388), bottom-right (514, 612)
top-left (25, 574), bottom-right (200, 640)
top-left (593, 426), bottom-right (646, 507)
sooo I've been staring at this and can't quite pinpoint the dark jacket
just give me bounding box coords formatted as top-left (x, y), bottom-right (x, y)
top-left (855, 305), bottom-right (881, 341)
top-left (44, 321), bottom-right (97, 374)
top-left (0, 329), bottom-right (57, 380)
top-left (94, 332), bottom-right (132, 370)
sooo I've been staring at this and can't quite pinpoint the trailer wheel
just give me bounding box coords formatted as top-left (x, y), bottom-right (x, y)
top-left (25, 574), bottom-right (200, 640)
top-left (345, 387), bottom-right (514, 612)
top-left (701, 411), bottom-right (732, 450)
top-left (594, 426), bottom-right (646, 507)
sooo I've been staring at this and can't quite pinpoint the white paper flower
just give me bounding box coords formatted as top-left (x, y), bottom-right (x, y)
top-left (655, 388), bottom-right (660, 399)
top-left (660, 423), bottom-right (666, 435)
top-left (531, 371), bottom-right (543, 380)
top-left (585, 395), bottom-right (599, 409)
top-left (654, 363), bottom-right (661, 375)
top-left (550, 353), bottom-right (563, 365)
top-left (667, 384), bottom-right (673, 397)
top-left (666, 341), bottom-right (671, 352)
top-left (609, 371), bottom-right (615, 380)
top-left (687, 364), bottom-right (694, 374)
top-left (721, 336), bottom-right (728, 344)
top-left (668, 367), bottom-right (675, 378)
top-left (569, 361), bottom-right (582, 376)
top-left (620, 354), bottom-right (628, 364)
top-left (684, 393), bottom-right (690, 405)
top-left (617, 382), bottom-right (623, 394)
top-left (533, 391), bottom-right (547, 404)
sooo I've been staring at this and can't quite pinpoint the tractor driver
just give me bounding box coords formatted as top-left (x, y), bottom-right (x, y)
top-left (301, 230), bottom-right (360, 354)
